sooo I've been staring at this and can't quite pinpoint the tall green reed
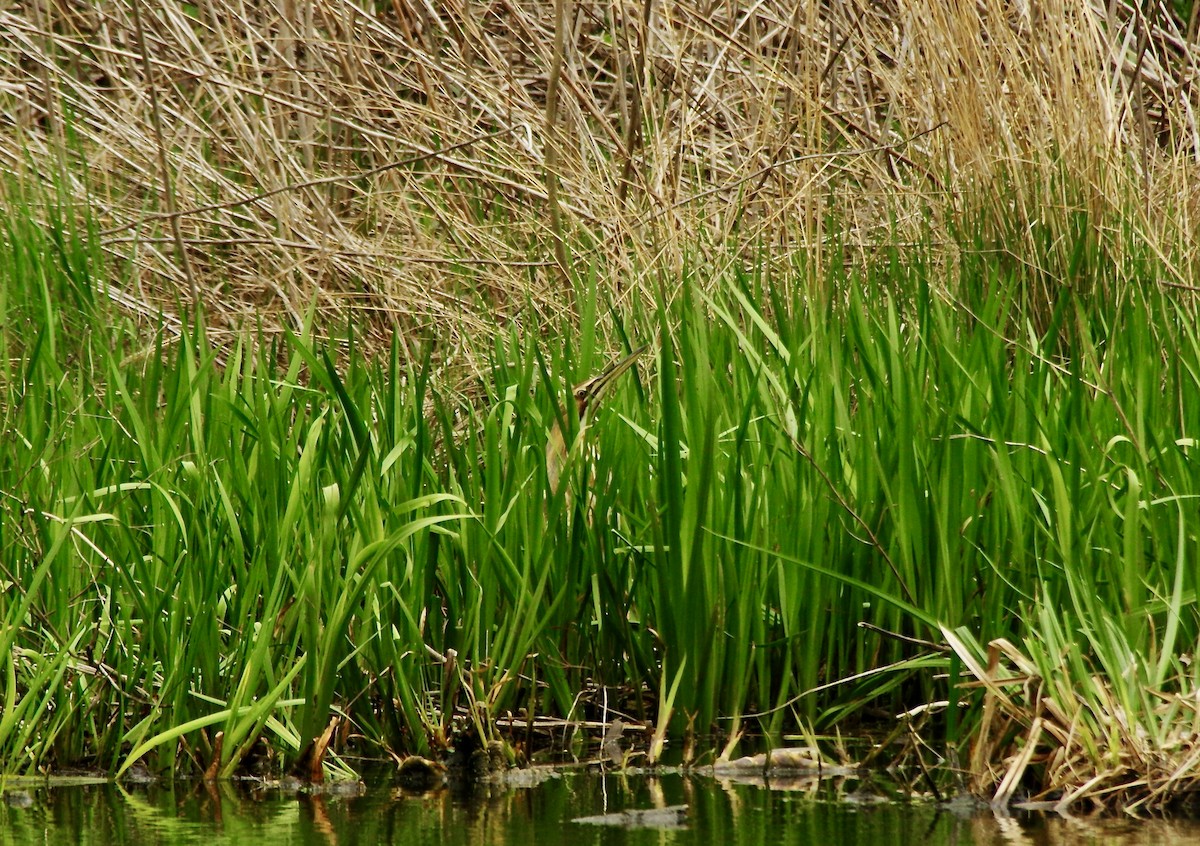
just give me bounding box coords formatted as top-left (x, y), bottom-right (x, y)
top-left (2, 190), bottom-right (1197, 779)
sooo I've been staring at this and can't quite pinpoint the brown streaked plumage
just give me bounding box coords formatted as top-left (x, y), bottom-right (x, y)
top-left (546, 345), bottom-right (647, 493)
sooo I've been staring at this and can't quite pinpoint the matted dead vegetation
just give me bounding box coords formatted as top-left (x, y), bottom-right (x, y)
top-left (946, 627), bottom-right (1200, 813)
top-left (1, 1), bottom-right (1197, 352)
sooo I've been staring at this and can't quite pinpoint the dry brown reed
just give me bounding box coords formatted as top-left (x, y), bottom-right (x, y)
top-left (1, 1), bottom-right (1196, 351)
top-left (946, 629), bottom-right (1200, 813)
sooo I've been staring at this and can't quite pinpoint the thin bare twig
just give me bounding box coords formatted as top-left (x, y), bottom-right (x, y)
top-left (130, 0), bottom-right (198, 307)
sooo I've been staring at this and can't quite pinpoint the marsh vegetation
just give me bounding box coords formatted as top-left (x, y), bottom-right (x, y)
top-left (2, 0), bottom-right (1199, 812)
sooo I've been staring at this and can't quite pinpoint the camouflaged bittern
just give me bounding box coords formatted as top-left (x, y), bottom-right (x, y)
top-left (546, 346), bottom-right (646, 493)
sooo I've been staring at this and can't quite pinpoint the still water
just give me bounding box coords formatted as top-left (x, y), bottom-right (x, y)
top-left (3, 770), bottom-right (1198, 846)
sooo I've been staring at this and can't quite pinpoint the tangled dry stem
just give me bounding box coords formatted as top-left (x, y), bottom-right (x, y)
top-left (947, 628), bottom-right (1200, 812)
top-left (1, 1), bottom-right (1197, 358)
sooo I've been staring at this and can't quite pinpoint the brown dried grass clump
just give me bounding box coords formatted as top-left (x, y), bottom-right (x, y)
top-left (946, 628), bottom-right (1200, 813)
top-left (1, 1), bottom-right (1197, 351)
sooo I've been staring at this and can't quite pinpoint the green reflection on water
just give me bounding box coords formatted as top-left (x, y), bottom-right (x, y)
top-left (2, 773), bottom-right (1199, 846)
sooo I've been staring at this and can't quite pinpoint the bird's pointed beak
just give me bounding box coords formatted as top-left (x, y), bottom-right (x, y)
top-left (574, 344), bottom-right (648, 415)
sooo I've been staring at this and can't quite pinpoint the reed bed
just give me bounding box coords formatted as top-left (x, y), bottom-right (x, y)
top-left (1, 1), bottom-right (1197, 345)
top-left (2, 0), bottom-right (1200, 812)
top-left (3, 196), bottom-right (1200, 808)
